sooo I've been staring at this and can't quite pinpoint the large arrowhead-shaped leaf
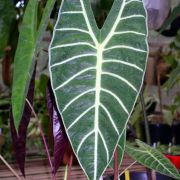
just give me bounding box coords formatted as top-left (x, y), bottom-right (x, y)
top-left (49, 0), bottom-right (148, 179)
top-left (126, 140), bottom-right (180, 180)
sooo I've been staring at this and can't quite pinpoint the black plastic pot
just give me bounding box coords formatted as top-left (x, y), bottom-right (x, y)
top-left (147, 123), bottom-right (172, 144)
top-left (104, 172), bottom-right (176, 180)
top-left (172, 123), bottom-right (180, 145)
top-left (103, 172), bottom-right (148, 180)
top-left (156, 172), bottom-right (176, 180)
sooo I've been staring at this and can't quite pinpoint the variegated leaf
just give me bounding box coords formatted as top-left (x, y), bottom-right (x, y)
top-left (49, 0), bottom-right (148, 179)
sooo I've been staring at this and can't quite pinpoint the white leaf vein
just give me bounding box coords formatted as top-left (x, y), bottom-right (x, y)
top-left (100, 103), bottom-right (119, 135)
top-left (50, 53), bottom-right (96, 67)
top-left (102, 72), bottom-right (137, 92)
top-left (98, 130), bottom-right (109, 163)
top-left (104, 45), bottom-right (146, 53)
top-left (101, 88), bottom-right (129, 115)
top-left (125, 0), bottom-right (142, 5)
top-left (62, 89), bottom-right (95, 112)
top-left (55, 67), bottom-right (95, 90)
top-left (77, 130), bottom-right (94, 154)
top-left (67, 106), bottom-right (95, 130)
top-left (51, 42), bottom-right (96, 50)
top-left (103, 59), bottom-right (143, 72)
top-left (56, 28), bottom-right (90, 35)
top-left (114, 31), bottom-right (145, 36)
top-left (60, 11), bottom-right (83, 14)
top-left (120, 14), bottom-right (145, 21)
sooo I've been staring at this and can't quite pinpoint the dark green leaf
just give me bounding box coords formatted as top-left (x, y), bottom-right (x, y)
top-left (12, 0), bottom-right (56, 130)
top-left (12, 0), bottom-right (38, 130)
top-left (125, 140), bottom-right (180, 180)
top-left (0, 0), bottom-right (16, 57)
top-left (36, 0), bottom-right (56, 50)
top-left (166, 63), bottom-right (180, 90)
top-left (109, 130), bottom-right (126, 169)
top-left (49, 0), bottom-right (148, 179)
top-left (159, 3), bottom-right (180, 33)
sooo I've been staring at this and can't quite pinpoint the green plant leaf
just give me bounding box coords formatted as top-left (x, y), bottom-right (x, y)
top-left (166, 63), bottom-right (180, 90)
top-left (36, 0), bottom-right (56, 50)
top-left (12, 0), bottom-right (55, 130)
top-left (125, 140), bottom-right (180, 180)
top-left (0, 0), bottom-right (16, 57)
top-left (49, 0), bottom-right (148, 179)
top-left (109, 130), bottom-right (126, 169)
top-left (159, 3), bottom-right (180, 33)
top-left (12, 0), bottom-right (38, 130)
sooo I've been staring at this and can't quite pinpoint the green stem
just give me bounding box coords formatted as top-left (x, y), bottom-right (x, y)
top-left (140, 90), bottom-right (151, 145)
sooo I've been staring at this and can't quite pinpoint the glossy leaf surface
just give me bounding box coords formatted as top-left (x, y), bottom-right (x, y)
top-left (126, 140), bottom-right (180, 180)
top-left (49, 0), bottom-right (148, 179)
top-left (46, 82), bottom-right (68, 174)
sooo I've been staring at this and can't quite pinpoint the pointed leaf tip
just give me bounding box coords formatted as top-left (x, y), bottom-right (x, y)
top-left (49, 0), bottom-right (148, 178)
top-left (10, 66), bottom-right (36, 176)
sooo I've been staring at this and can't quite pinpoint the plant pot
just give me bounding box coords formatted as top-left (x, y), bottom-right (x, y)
top-left (165, 154), bottom-right (180, 169)
top-left (149, 123), bottom-right (172, 144)
top-left (105, 172), bottom-right (177, 180)
top-left (120, 172), bottom-right (148, 180)
top-left (156, 172), bottom-right (176, 180)
top-left (104, 172), bottom-right (148, 180)
top-left (172, 123), bottom-right (180, 145)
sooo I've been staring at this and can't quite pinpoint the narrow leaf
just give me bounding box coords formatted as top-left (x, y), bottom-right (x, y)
top-left (12, 0), bottom-right (38, 130)
top-left (36, 0), bottom-right (56, 49)
top-left (125, 140), bottom-right (180, 180)
top-left (46, 82), bottom-right (68, 174)
top-left (159, 3), bottom-right (180, 33)
top-left (166, 63), bottom-right (180, 90)
top-left (12, 0), bottom-right (56, 131)
top-left (10, 67), bottom-right (36, 176)
top-left (49, 0), bottom-right (148, 179)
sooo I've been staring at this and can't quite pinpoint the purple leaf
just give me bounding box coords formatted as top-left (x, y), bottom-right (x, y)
top-left (46, 81), bottom-right (68, 174)
top-left (10, 67), bottom-right (36, 176)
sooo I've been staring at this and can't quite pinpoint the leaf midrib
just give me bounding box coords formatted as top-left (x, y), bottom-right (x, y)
top-left (80, 0), bottom-right (127, 179)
